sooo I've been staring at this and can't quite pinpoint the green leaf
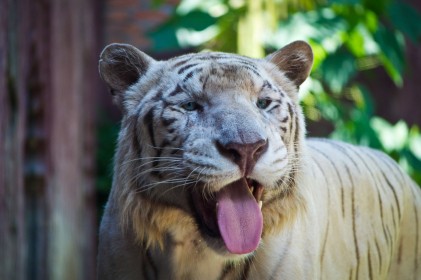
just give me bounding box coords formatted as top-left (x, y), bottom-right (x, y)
top-left (409, 129), bottom-right (421, 159)
top-left (388, 2), bottom-right (421, 43)
top-left (268, 8), bottom-right (348, 49)
top-left (373, 25), bottom-right (405, 87)
top-left (328, 0), bottom-right (359, 4)
top-left (149, 11), bottom-right (218, 51)
top-left (318, 49), bottom-right (357, 93)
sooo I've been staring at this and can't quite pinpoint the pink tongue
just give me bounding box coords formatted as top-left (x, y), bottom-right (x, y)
top-left (216, 178), bottom-right (263, 254)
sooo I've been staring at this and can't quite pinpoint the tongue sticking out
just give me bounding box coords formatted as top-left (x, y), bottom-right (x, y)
top-left (216, 178), bottom-right (263, 254)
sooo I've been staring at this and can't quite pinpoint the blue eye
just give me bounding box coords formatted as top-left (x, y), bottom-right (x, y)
top-left (256, 98), bottom-right (272, 109)
top-left (181, 101), bottom-right (199, 111)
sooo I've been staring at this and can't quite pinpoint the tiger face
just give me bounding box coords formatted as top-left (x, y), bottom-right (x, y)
top-left (99, 41), bottom-right (313, 256)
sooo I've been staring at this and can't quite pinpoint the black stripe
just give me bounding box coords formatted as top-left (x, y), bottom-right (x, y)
top-left (218, 262), bottom-right (234, 280)
top-left (272, 154), bottom-right (287, 165)
top-left (273, 146), bottom-right (285, 154)
top-left (280, 115), bottom-right (289, 123)
top-left (320, 220), bottom-right (329, 273)
top-left (201, 74), bottom-right (210, 91)
top-left (368, 248), bottom-right (373, 280)
top-left (358, 150), bottom-right (400, 241)
top-left (265, 183), bottom-right (294, 206)
top-left (287, 103), bottom-right (293, 121)
top-left (172, 57), bottom-right (192, 68)
top-left (241, 256), bottom-right (254, 280)
top-left (287, 104), bottom-right (295, 143)
top-left (214, 57), bottom-right (259, 70)
top-left (151, 90), bottom-right (164, 102)
top-left (167, 106), bottom-right (185, 114)
top-left (386, 226), bottom-right (392, 250)
top-left (245, 67), bottom-right (262, 78)
top-left (381, 171), bottom-right (402, 219)
top-left (213, 61), bottom-right (261, 77)
top-left (184, 158), bottom-right (218, 170)
top-left (183, 68), bottom-right (202, 82)
top-left (261, 80), bottom-right (273, 90)
top-left (345, 147), bottom-right (390, 250)
top-left (178, 63), bottom-right (198, 74)
top-left (390, 204), bottom-right (397, 237)
top-left (374, 238), bottom-right (382, 274)
top-left (341, 187), bottom-right (345, 218)
top-left (310, 155), bottom-right (332, 277)
top-left (162, 117), bottom-right (177, 127)
top-left (197, 54), bottom-right (231, 61)
top-left (170, 135), bottom-right (179, 143)
top-left (167, 84), bottom-right (184, 97)
top-left (151, 140), bottom-right (172, 178)
top-left (310, 144), bottom-right (346, 218)
top-left (397, 238), bottom-right (403, 263)
top-left (413, 195), bottom-right (419, 274)
top-left (152, 142), bottom-right (167, 168)
top-left (279, 126), bottom-right (287, 133)
top-left (378, 191), bottom-right (389, 247)
top-left (268, 104), bottom-right (280, 113)
top-left (312, 139), bottom-right (360, 171)
top-left (348, 165), bottom-right (360, 279)
top-left (376, 151), bottom-right (406, 184)
top-left (128, 116), bottom-right (142, 157)
top-left (143, 108), bottom-right (157, 147)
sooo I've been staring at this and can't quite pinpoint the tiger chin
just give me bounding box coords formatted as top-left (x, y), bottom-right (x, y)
top-left (97, 41), bottom-right (421, 280)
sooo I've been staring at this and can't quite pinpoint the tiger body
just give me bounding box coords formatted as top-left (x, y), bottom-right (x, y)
top-left (97, 41), bottom-right (421, 279)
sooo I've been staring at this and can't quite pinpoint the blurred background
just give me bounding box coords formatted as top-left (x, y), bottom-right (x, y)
top-left (1, 0), bottom-right (420, 279)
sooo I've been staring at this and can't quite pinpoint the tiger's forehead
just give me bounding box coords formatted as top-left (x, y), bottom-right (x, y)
top-left (165, 52), bottom-right (271, 95)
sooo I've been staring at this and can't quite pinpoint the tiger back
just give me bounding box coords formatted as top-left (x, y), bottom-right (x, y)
top-left (97, 41), bottom-right (421, 279)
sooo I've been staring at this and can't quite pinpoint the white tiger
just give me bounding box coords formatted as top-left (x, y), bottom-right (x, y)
top-left (97, 41), bottom-right (421, 279)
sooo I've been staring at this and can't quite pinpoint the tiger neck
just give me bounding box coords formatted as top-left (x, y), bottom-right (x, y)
top-left (147, 234), bottom-right (244, 280)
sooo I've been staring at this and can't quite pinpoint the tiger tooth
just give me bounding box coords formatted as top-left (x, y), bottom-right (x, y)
top-left (258, 200), bottom-right (262, 209)
top-left (250, 186), bottom-right (254, 193)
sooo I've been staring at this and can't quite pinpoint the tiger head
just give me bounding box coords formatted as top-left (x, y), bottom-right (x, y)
top-left (99, 41), bottom-right (313, 257)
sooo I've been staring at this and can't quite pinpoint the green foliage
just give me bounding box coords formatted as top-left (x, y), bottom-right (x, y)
top-left (148, 0), bottom-right (421, 184)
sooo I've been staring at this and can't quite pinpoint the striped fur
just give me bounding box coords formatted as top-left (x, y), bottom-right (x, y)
top-left (97, 41), bottom-right (421, 279)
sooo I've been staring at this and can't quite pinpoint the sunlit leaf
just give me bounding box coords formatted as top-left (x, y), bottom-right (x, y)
top-left (409, 134), bottom-right (421, 159)
top-left (370, 118), bottom-right (408, 151)
top-left (346, 27), bottom-right (365, 57)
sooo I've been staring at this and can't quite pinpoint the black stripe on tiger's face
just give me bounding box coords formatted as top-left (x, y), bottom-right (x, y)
top-left (99, 41), bottom-right (313, 256)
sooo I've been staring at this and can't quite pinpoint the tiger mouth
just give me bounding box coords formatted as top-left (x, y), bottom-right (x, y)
top-left (191, 178), bottom-right (264, 254)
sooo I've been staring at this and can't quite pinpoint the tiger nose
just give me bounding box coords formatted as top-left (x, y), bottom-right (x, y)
top-left (216, 139), bottom-right (268, 176)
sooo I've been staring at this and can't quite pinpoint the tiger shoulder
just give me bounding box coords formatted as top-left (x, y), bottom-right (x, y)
top-left (97, 40), bottom-right (421, 279)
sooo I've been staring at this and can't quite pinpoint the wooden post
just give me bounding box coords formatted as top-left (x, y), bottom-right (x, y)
top-left (0, 0), bottom-right (100, 279)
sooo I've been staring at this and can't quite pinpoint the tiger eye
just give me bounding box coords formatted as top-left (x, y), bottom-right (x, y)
top-left (181, 101), bottom-right (199, 111)
top-left (256, 98), bottom-right (272, 109)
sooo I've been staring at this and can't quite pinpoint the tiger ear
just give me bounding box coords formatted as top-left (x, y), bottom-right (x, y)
top-left (99, 43), bottom-right (155, 107)
top-left (266, 41), bottom-right (313, 87)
